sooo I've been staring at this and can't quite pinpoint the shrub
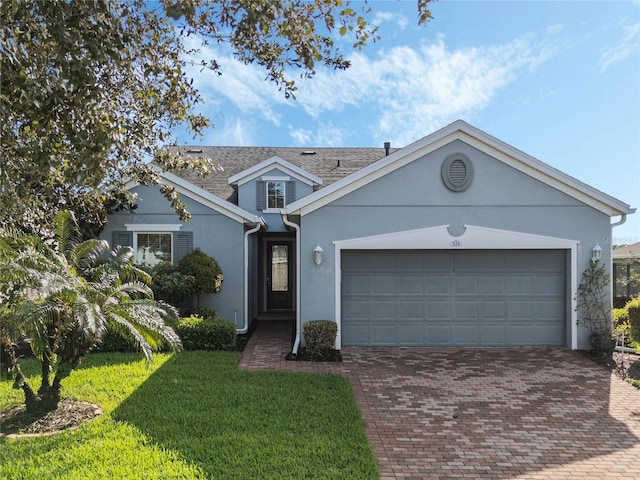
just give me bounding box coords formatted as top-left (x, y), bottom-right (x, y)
top-left (626, 297), bottom-right (640, 346)
top-left (303, 320), bottom-right (338, 359)
top-left (187, 306), bottom-right (217, 319)
top-left (144, 262), bottom-right (197, 306)
top-left (178, 249), bottom-right (223, 298)
top-left (173, 315), bottom-right (236, 351)
top-left (577, 259), bottom-right (613, 354)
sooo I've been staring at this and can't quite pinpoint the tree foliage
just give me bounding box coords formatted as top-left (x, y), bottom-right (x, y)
top-left (0, 211), bottom-right (181, 412)
top-left (1, 0), bottom-right (433, 237)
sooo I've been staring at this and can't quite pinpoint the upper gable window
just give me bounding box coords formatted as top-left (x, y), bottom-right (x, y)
top-left (257, 177), bottom-right (295, 211)
top-left (267, 181), bottom-right (285, 209)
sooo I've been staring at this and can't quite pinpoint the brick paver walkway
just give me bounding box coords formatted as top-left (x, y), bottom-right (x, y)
top-left (238, 320), bottom-right (640, 480)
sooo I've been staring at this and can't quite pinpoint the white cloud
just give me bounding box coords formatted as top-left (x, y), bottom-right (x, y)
top-left (179, 32), bottom-right (553, 147)
top-left (600, 21), bottom-right (640, 71)
top-left (288, 123), bottom-right (347, 147)
top-left (373, 11), bottom-right (409, 30)
top-left (292, 34), bottom-right (552, 145)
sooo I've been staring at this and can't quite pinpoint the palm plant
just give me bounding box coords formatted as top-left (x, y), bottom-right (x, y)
top-left (0, 211), bottom-right (181, 413)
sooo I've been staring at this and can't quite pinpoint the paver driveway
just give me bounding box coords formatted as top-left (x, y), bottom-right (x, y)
top-left (239, 321), bottom-right (640, 479)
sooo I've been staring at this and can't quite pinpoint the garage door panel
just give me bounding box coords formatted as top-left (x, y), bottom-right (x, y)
top-left (343, 274), bottom-right (369, 295)
top-left (426, 276), bottom-right (450, 294)
top-left (428, 300), bottom-right (450, 319)
top-left (454, 324), bottom-right (480, 345)
top-left (427, 324), bottom-right (452, 345)
top-left (342, 250), bottom-right (566, 347)
top-left (481, 325), bottom-right (507, 345)
top-left (481, 300), bottom-right (506, 318)
top-left (481, 276), bottom-right (506, 294)
top-left (371, 300), bottom-right (395, 318)
top-left (372, 276), bottom-right (395, 295)
top-left (343, 324), bottom-right (370, 345)
top-left (343, 299), bottom-right (369, 320)
top-left (371, 325), bottom-right (396, 344)
top-left (398, 324), bottom-right (425, 345)
top-left (454, 276), bottom-right (478, 294)
top-left (454, 300), bottom-right (479, 319)
top-left (398, 275), bottom-right (423, 294)
top-left (399, 300), bottom-right (423, 319)
top-left (536, 275), bottom-right (564, 294)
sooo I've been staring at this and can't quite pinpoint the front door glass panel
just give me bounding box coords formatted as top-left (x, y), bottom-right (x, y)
top-left (271, 245), bottom-right (288, 292)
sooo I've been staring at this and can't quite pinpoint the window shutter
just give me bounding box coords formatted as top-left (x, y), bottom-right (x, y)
top-left (174, 231), bottom-right (193, 262)
top-left (256, 181), bottom-right (266, 210)
top-left (286, 181), bottom-right (295, 204)
top-left (112, 231), bottom-right (133, 248)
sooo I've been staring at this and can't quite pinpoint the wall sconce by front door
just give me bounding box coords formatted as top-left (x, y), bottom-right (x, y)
top-left (313, 243), bottom-right (323, 266)
top-left (592, 243), bottom-right (602, 262)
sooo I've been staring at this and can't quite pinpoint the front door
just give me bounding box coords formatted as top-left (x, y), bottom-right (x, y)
top-left (265, 240), bottom-right (294, 311)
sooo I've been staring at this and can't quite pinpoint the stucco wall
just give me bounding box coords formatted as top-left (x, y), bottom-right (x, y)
top-left (297, 141), bottom-right (613, 349)
top-left (103, 185), bottom-right (246, 327)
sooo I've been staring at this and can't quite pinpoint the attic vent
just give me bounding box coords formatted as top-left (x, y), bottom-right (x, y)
top-left (301, 150), bottom-right (317, 155)
top-left (186, 149), bottom-right (203, 154)
top-left (442, 153), bottom-right (473, 192)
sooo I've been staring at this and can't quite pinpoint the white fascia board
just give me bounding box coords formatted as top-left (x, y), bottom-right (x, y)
top-left (457, 127), bottom-right (633, 216)
top-left (161, 171), bottom-right (260, 224)
top-left (228, 156), bottom-right (322, 187)
top-left (286, 119), bottom-right (632, 217)
top-left (286, 129), bottom-right (459, 216)
top-left (118, 167), bottom-right (259, 224)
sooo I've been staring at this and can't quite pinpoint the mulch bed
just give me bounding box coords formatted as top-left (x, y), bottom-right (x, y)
top-left (0, 399), bottom-right (102, 437)
top-left (581, 349), bottom-right (640, 385)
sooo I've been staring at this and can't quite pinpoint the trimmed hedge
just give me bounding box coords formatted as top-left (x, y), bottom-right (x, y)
top-left (172, 315), bottom-right (237, 351)
top-left (303, 320), bottom-right (338, 358)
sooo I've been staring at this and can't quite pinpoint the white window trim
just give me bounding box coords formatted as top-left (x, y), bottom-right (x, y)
top-left (263, 177), bottom-right (288, 213)
top-left (128, 229), bottom-right (177, 265)
top-left (125, 224), bottom-right (182, 232)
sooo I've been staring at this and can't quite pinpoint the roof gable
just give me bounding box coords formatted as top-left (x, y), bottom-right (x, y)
top-left (285, 120), bottom-right (633, 217)
top-left (228, 156), bottom-right (322, 187)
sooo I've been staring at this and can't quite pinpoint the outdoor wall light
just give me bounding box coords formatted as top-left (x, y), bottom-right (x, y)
top-left (592, 243), bottom-right (602, 262)
top-left (313, 243), bottom-right (323, 266)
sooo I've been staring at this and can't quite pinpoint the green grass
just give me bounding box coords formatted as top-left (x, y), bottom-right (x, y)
top-left (0, 352), bottom-right (378, 479)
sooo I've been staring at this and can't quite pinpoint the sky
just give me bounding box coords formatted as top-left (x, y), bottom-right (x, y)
top-left (174, 0), bottom-right (640, 244)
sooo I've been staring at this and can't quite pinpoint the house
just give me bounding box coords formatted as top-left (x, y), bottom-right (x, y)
top-left (103, 120), bottom-right (635, 351)
top-left (613, 242), bottom-right (640, 307)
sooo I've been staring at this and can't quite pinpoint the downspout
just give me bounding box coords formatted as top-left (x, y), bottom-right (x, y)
top-left (238, 220), bottom-right (263, 334)
top-left (610, 213), bottom-right (629, 229)
top-left (281, 212), bottom-right (301, 356)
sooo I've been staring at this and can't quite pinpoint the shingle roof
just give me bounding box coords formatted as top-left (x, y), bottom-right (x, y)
top-left (613, 242), bottom-right (640, 259)
top-left (167, 146), bottom-right (397, 203)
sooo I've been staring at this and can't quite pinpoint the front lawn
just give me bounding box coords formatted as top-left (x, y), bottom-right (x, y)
top-left (0, 352), bottom-right (378, 479)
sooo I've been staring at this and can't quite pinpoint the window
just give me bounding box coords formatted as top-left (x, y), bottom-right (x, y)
top-left (256, 178), bottom-right (295, 211)
top-left (115, 225), bottom-right (192, 266)
top-left (135, 233), bottom-right (172, 266)
top-left (267, 181), bottom-right (285, 209)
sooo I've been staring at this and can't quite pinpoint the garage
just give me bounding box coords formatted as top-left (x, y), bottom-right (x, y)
top-left (341, 249), bottom-right (567, 347)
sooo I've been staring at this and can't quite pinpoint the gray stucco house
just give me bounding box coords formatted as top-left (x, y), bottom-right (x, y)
top-left (104, 120), bottom-right (634, 352)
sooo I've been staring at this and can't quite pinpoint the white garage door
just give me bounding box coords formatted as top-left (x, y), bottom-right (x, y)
top-left (341, 250), bottom-right (567, 347)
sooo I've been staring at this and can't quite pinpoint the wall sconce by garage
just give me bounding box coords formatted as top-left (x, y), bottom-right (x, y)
top-left (313, 243), bottom-right (323, 266)
top-left (592, 243), bottom-right (602, 262)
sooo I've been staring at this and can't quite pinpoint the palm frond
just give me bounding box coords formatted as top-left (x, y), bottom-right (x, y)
top-left (54, 211), bottom-right (81, 256)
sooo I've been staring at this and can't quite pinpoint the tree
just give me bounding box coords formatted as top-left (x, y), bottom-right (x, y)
top-left (0, 0), bottom-right (433, 237)
top-left (0, 211), bottom-right (181, 413)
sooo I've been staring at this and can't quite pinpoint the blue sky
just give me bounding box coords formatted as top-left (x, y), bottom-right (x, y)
top-left (175, 0), bottom-right (640, 244)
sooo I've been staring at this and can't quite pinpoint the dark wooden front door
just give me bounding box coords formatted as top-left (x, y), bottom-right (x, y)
top-left (266, 240), bottom-right (294, 311)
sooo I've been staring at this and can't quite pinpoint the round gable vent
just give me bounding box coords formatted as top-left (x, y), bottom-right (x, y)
top-left (442, 153), bottom-right (473, 192)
